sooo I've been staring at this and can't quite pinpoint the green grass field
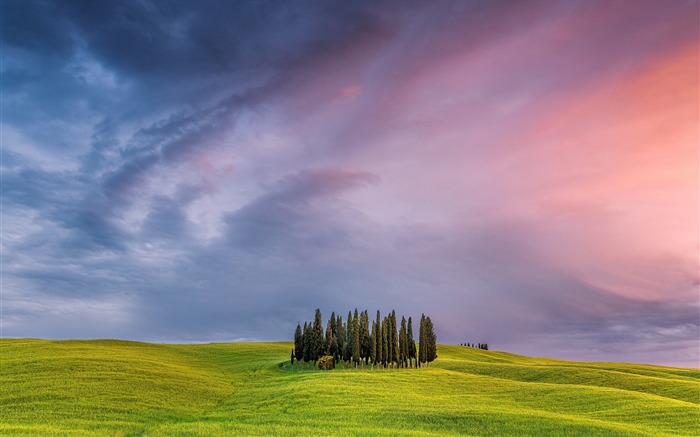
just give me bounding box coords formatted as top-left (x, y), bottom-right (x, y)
top-left (1, 339), bottom-right (698, 436)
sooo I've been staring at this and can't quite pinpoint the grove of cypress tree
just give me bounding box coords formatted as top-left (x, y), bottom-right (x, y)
top-left (292, 309), bottom-right (438, 370)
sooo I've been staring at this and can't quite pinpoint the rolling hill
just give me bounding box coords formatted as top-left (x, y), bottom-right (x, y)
top-left (1, 339), bottom-right (698, 436)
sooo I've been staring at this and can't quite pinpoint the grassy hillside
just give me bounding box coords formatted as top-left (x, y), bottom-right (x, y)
top-left (1, 339), bottom-right (698, 436)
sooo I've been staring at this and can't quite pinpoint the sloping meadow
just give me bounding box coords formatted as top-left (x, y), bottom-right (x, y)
top-left (1, 340), bottom-right (697, 436)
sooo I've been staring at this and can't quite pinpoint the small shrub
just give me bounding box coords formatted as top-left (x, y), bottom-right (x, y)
top-left (317, 355), bottom-right (334, 370)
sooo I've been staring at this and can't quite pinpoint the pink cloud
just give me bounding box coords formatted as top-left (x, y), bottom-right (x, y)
top-left (340, 85), bottom-right (362, 100)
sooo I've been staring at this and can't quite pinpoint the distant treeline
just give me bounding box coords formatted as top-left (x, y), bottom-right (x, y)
top-left (292, 309), bottom-right (437, 369)
top-left (459, 342), bottom-right (489, 350)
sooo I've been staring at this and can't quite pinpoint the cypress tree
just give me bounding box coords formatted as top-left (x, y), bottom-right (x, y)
top-left (407, 316), bottom-right (416, 368)
top-left (352, 309), bottom-right (360, 368)
top-left (369, 321), bottom-right (378, 368)
top-left (335, 316), bottom-right (344, 363)
top-left (341, 340), bottom-right (349, 363)
top-left (357, 310), bottom-right (365, 366)
top-left (361, 310), bottom-right (371, 367)
top-left (399, 316), bottom-right (408, 368)
top-left (381, 317), bottom-right (388, 368)
top-left (375, 310), bottom-right (382, 369)
top-left (333, 337), bottom-right (340, 360)
top-left (330, 312), bottom-right (337, 337)
top-left (390, 310), bottom-right (398, 368)
top-left (387, 314), bottom-right (393, 368)
top-left (325, 320), bottom-right (333, 355)
top-left (303, 322), bottom-right (312, 364)
top-left (313, 308), bottom-right (324, 363)
top-left (425, 316), bottom-right (437, 365)
top-left (291, 348), bottom-right (294, 365)
top-left (344, 311), bottom-right (354, 363)
top-left (294, 323), bottom-right (303, 363)
top-left (328, 312), bottom-right (337, 356)
top-left (418, 314), bottom-right (426, 367)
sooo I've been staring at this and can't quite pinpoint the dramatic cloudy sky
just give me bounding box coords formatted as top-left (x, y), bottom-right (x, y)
top-left (2, 0), bottom-right (698, 366)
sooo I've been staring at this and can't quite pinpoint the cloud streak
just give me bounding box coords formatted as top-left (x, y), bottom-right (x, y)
top-left (2, 0), bottom-right (698, 367)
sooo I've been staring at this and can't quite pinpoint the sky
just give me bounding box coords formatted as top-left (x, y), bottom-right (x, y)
top-left (2, 0), bottom-right (698, 367)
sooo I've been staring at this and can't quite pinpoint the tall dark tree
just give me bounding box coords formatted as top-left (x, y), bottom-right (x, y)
top-left (344, 311), bottom-right (354, 363)
top-left (335, 316), bottom-right (344, 363)
top-left (370, 320), bottom-right (378, 368)
top-left (374, 311), bottom-right (382, 368)
top-left (294, 323), bottom-right (303, 363)
top-left (360, 310), bottom-right (370, 367)
top-left (381, 317), bottom-right (388, 368)
top-left (312, 308), bottom-right (324, 362)
top-left (425, 316), bottom-right (437, 365)
top-left (303, 322), bottom-right (312, 363)
top-left (407, 316), bottom-right (416, 368)
top-left (399, 316), bottom-right (408, 368)
top-left (329, 312), bottom-right (337, 356)
top-left (331, 336), bottom-right (339, 362)
top-left (418, 314), bottom-right (426, 367)
top-left (386, 315), bottom-right (392, 368)
top-left (352, 309), bottom-right (360, 367)
top-left (325, 320), bottom-right (334, 356)
top-left (330, 312), bottom-right (337, 337)
top-left (389, 310), bottom-right (398, 368)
